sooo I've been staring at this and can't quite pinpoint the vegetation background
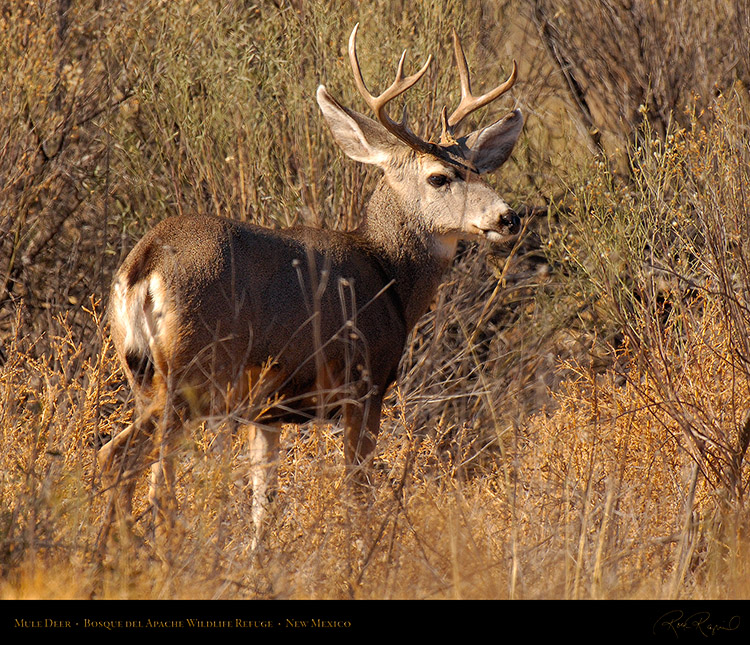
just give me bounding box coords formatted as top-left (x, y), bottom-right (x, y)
top-left (1, 0), bottom-right (749, 601)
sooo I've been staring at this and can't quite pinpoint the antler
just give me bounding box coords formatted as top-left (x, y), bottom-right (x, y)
top-left (348, 23), bottom-right (436, 155)
top-left (440, 29), bottom-right (517, 144)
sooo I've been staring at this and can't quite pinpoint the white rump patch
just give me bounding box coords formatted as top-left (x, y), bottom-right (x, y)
top-left (144, 273), bottom-right (167, 345)
top-left (111, 272), bottom-right (169, 358)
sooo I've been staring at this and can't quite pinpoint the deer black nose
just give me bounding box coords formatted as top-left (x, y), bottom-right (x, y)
top-left (501, 211), bottom-right (521, 235)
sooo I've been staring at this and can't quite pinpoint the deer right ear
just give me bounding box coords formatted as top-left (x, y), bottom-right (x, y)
top-left (317, 85), bottom-right (400, 167)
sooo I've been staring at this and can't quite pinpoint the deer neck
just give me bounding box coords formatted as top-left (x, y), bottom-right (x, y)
top-left (358, 178), bottom-right (456, 332)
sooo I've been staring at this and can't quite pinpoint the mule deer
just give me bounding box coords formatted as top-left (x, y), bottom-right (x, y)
top-left (98, 24), bottom-right (523, 550)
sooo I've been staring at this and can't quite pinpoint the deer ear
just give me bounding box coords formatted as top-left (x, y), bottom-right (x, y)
top-left (461, 109), bottom-right (523, 174)
top-left (317, 85), bottom-right (402, 167)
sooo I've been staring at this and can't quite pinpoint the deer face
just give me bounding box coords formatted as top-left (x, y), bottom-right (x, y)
top-left (386, 120), bottom-right (523, 246)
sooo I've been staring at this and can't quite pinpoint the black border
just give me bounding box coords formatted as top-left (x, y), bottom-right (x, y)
top-left (3, 600), bottom-right (749, 641)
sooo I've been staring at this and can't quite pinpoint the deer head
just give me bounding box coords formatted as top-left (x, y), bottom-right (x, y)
top-left (317, 24), bottom-right (523, 251)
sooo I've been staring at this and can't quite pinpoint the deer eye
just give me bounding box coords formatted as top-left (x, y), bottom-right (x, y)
top-left (427, 174), bottom-right (450, 188)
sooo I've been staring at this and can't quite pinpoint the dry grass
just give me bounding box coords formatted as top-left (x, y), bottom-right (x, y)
top-left (2, 293), bottom-right (749, 601)
top-left (2, 0), bottom-right (750, 603)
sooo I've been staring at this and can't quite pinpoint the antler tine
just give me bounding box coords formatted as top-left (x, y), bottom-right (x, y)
top-left (444, 29), bottom-right (517, 132)
top-left (348, 23), bottom-right (435, 153)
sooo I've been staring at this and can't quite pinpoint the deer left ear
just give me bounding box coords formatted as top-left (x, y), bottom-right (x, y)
top-left (461, 110), bottom-right (523, 174)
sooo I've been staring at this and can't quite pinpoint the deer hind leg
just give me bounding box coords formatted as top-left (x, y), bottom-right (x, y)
top-left (244, 423), bottom-right (281, 550)
top-left (147, 389), bottom-right (187, 554)
top-left (97, 403), bottom-right (159, 550)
